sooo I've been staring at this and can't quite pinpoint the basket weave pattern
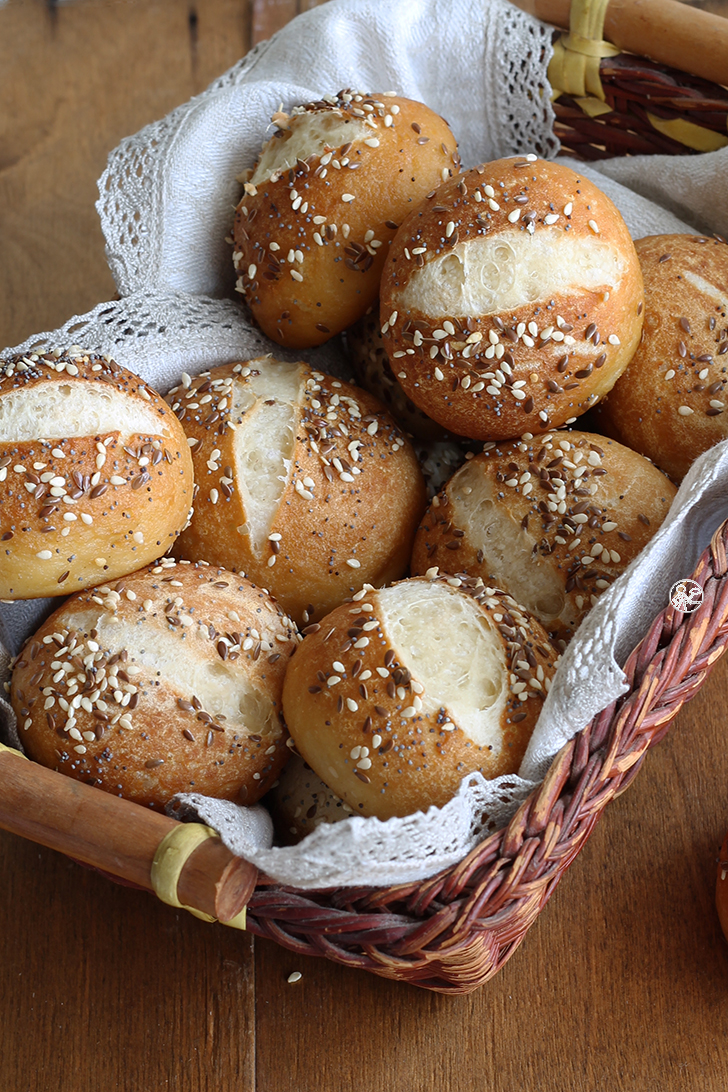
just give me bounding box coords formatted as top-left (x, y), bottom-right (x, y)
top-left (244, 521), bottom-right (728, 993)
top-left (554, 53), bottom-right (728, 159)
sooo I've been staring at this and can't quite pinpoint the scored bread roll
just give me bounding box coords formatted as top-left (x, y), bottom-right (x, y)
top-left (410, 430), bottom-right (676, 642)
top-left (266, 752), bottom-right (353, 844)
top-left (282, 576), bottom-right (559, 821)
top-left (593, 234), bottom-right (728, 481)
top-left (345, 304), bottom-right (450, 441)
top-left (233, 90), bottom-right (460, 348)
top-left (0, 348), bottom-right (194, 599)
top-left (379, 156), bottom-right (644, 440)
top-left (11, 559), bottom-right (298, 809)
top-left (167, 358), bottom-right (427, 625)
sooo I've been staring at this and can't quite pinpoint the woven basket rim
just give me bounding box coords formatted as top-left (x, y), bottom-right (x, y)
top-left (240, 515), bottom-right (728, 992)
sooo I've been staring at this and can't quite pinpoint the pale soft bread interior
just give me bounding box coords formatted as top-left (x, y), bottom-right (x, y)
top-left (0, 383), bottom-right (173, 444)
top-left (450, 461), bottom-right (565, 621)
top-left (251, 113), bottom-right (371, 185)
top-left (377, 582), bottom-right (507, 749)
top-left (682, 270), bottom-right (728, 307)
top-left (74, 610), bottom-right (280, 735)
top-left (394, 232), bottom-right (626, 317)
top-left (233, 361), bottom-right (303, 554)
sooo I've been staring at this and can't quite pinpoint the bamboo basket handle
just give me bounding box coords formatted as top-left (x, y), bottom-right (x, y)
top-left (511, 0), bottom-right (728, 89)
top-left (0, 744), bottom-right (258, 925)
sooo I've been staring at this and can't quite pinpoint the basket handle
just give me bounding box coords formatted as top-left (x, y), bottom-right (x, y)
top-left (511, 0), bottom-right (728, 89)
top-left (0, 744), bottom-right (257, 925)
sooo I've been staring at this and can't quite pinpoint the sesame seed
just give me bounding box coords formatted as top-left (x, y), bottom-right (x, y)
top-left (678, 405), bottom-right (694, 416)
top-left (346, 558), bottom-right (361, 568)
top-left (342, 193), bottom-right (355, 203)
top-left (588, 220), bottom-right (600, 234)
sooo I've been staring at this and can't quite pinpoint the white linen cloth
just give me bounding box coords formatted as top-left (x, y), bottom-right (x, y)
top-left (2, 0), bottom-right (728, 888)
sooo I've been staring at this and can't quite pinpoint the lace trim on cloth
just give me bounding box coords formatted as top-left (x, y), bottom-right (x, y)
top-left (4, 292), bottom-right (351, 393)
top-left (489, 2), bottom-right (559, 161)
top-left (95, 38), bottom-right (278, 297)
top-left (169, 772), bottom-right (535, 890)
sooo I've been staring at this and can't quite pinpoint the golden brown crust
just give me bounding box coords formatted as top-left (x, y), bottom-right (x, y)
top-left (282, 576), bottom-right (559, 820)
top-left (410, 430), bottom-right (676, 642)
top-left (593, 234), bottom-right (728, 481)
top-left (379, 157), bottom-right (644, 440)
top-left (232, 91), bottom-right (459, 348)
top-left (345, 303), bottom-right (451, 441)
top-left (167, 359), bottom-right (428, 625)
top-left (0, 349), bottom-right (194, 599)
top-left (11, 559), bottom-right (298, 809)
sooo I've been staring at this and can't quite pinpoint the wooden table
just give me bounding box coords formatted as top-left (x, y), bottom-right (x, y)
top-left (2, 2), bottom-right (728, 1089)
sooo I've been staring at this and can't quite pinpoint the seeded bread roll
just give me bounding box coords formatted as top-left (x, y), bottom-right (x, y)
top-left (593, 234), bottom-right (728, 481)
top-left (282, 576), bottom-right (559, 821)
top-left (345, 304), bottom-right (449, 441)
top-left (267, 751), bottom-right (353, 844)
top-left (167, 358), bottom-right (427, 626)
top-left (233, 90), bottom-right (459, 349)
top-left (0, 348), bottom-right (194, 599)
top-left (11, 559), bottom-right (298, 809)
top-left (410, 430), bottom-right (676, 642)
top-left (379, 156), bottom-right (644, 440)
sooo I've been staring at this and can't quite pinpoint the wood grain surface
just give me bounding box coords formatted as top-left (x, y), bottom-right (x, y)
top-left (2, 2), bottom-right (728, 1090)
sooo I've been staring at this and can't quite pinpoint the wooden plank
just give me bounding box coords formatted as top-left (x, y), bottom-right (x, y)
top-left (252, 0), bottom-right (299, 44)
top-left (0, 0), bottom-right (251, 352)
top-left (0, 6), bottom-right (257, 1090)
top-left (252, 0), bottom-right (329, 45)
top-left (0, 832), bottom-right (256, 1092)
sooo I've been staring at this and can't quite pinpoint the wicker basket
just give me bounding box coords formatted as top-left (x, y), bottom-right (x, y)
top-left (241, 522), bottom-right (728, 992)
top-left (3, 0), bottom-right (728, 995)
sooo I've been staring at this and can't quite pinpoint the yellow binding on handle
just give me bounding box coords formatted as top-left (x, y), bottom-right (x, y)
top-left (548, 0), bottom-right (728, 149)
top-left (151, 823), bottom-right (248, 930)
top-left (0, 742), bottom-right (28, 760)
top-left (549, 0), bottom-right (619, 110)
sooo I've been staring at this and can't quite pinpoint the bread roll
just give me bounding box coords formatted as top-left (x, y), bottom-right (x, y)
top-left (411, 430), bottom-right (676, 642)
top-left (0, 348), bottom-right (194, 599)
top-left (232, 90), bottom-right (460, 348)
top-left (167, 358), bottom-right (427, 625)
top-left (11, 559), bottom-right (298, 809)
top-left (267, 752), bottom-right (353, 844)
top-left (282, 576), bottom-right (559, 820)
top-left (593, 234), bottom-right (728, 481)
top-left (379, 157), bottom-right (644, 440)
top-left (345, 304), bottom-right (450, 441)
